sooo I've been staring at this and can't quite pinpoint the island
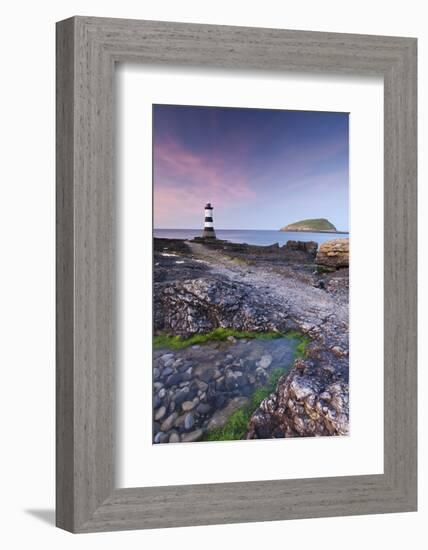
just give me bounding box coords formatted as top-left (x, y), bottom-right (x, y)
top-left (280, 218), bottom-right (338, 233)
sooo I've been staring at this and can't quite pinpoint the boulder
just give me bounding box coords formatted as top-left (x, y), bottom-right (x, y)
top-left (284, 240), bottom-right (318, 255)
top-left (316, 238), bottom-right (349, 268)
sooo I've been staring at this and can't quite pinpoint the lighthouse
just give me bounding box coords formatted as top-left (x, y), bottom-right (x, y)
top-left (202, 203), bottom-right (216, 239)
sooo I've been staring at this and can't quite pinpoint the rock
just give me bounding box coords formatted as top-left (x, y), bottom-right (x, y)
top-left (184, 412), bottom-right (195, 430)
top-left (162, 367), bottom-right (173, 377)
top-left (207, 397), bottom-right (249, 431)
top-left (158, 388), bottom-right (166, 399)
top-left (284, 240), bottom-right (318, 255)
top-left (161, 353), bottom-right (174, 362)
top-left (160, 412), bottom-right (178, 432)
top-left (181, 371), bottom-right (192, 382)
top-left (181, 429), bottom-right (204, 443)
top-left (182, 398), bottom-right (199, 412)
top-left (196, 403), bottom-right (211, 415)
top-left (166, 372), bottom-right (182, 386)
top-left (316, 238), bottom-right (349, 268)
top-left (169, 431), bottom-right (181, 443)
top-left (199, 368), bottom-right (215, 383)
top-left (258, 354), bottom-right (272, 369)
top-left (196, 379), bottom-right (209, 392)
top-left (154, 406), bottom-right (166, 421)
top-left (153, 394), bottom-right (161, 409)
top-left (174, 414), bottom-right (186, 428)
top-left (153, 368), bottom-right (160, 380)
top-left (174, 387), bottom-right (190, 405)
top-left (154, 432), bottom-right (168, 444)
top-left (290, 376), bottom-right (319, 400)
top-left (225, 371), bottom-right (238, 390)
top-left (246, 359), bottom-right (349, 439)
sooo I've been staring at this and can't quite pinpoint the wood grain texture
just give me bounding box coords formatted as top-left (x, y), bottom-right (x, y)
top-left (56, 16), bottom-right (417, 533)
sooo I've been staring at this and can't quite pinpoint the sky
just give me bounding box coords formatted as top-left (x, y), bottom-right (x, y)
top-left (153, 104), bottom-right (349, 231)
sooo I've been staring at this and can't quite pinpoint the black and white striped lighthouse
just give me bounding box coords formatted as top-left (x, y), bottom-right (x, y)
top-left (202, 203), bottom-right (216, 239)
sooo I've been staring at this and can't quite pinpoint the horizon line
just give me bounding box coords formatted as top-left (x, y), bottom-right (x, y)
top-left (154, 227), bottom-right (350, 233)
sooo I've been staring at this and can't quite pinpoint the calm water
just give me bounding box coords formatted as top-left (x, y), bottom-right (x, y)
top-left (154, 228), bottom-right (348, 247)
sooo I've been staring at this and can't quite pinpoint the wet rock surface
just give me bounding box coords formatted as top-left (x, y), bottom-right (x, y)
top-left (153, 237), bottom-right (349, 440)
top-left (153, 338), bottom-right (298, 443)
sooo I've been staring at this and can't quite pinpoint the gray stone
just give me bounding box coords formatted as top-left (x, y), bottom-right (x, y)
top-left (164, 358), bottom-right (175, 369)
top-left (161, 412), bottom-right (178, 432)
top-left (196, 403), bottom-right (211, 415)
top-left (163, 366), bottom-right (173, 377)
top-left (174, 387), bottom-right (190, 405)
top-left (181, 429), bottom-right (204, 443)
top-left (154, 406), bottom-right (166, 421)
top-left (161, 353), bottom-right (174, 362)
top-left (174, 414), bottom-right (186, 428)
top-left (196, 379), bottom-right (208, 392)
top-left (258, 354), bottom-right (273, 369)
top-left (184, 412), bottom-right (195, 431)
top-left (153, 394), bottom-right (161, 409)
top-left (154, 431), bottom-right (169, 444)
top-left (166, 372), bottom-right (182, 386)
top-left (199, 368), bottom-right (215, 383)
top-left (182, 398), bottom-right (198, 412)
top-left (169, 431), bottom-right (181, 443)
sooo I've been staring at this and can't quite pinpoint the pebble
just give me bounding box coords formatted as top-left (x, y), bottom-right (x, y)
top-left (158, 388), bottom-right (166, 399)
top-left (196, 403), bottom-right (211, 415)
top-left (153, 367), bottom-right (160, 380)
top-left (169, 432), bottom-right (181, 443)
top-left (200, 368), bottom-right (215, 383)
top-left (258, 354), bottom-right (273, 369)
top-left (174, 387), bottom-right (190, 405)
top-left (181, 429), bottom-right (204, 443)
top-left (182, 398), bottom-right (198, 412)
top-left (184, 412), bottom-right (195, 430)
top-left (154, 406), bottom-right (166, 421)
top-left (161, 412), bottom-right (178, 432)
top-left (174, 414), bottom-right (186, 428)
top-left (167, 372), bottom-right (182, 386)
top-left (161, 353), bottom-right (174, 362)
top-left (196, 380), bottom-right (208, 392)
top-left (154, 431), bottom-right (168, 444)
top-left (164, 358), bottom-right (175, 369)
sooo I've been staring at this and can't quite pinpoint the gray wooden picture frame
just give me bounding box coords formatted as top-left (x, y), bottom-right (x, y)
top-left (56, 16), bottom-right (417, 533)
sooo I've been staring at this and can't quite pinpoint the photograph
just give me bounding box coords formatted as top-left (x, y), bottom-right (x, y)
top-left (152, 104), bottom-right (350, 444)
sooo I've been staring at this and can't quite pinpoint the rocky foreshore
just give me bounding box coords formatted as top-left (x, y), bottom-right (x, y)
top-left (153, 236), bottom-right (349, 442)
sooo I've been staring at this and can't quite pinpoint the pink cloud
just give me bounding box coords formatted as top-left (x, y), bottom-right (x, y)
top-left (154, 137), bottom-right (256, 226)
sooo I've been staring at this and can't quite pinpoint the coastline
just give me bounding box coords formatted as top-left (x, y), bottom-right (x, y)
top-left (153, 236), bottom-right (349, 442)
top-left (279, 229), bottom-right (349, 234)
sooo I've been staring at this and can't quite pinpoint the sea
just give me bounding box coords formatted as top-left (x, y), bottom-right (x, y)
top-left (154, 229), bottom-right (348, 247)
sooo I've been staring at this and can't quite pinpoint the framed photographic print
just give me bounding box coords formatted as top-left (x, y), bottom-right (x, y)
top-left (56, 16), bottom-right (417, 532)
